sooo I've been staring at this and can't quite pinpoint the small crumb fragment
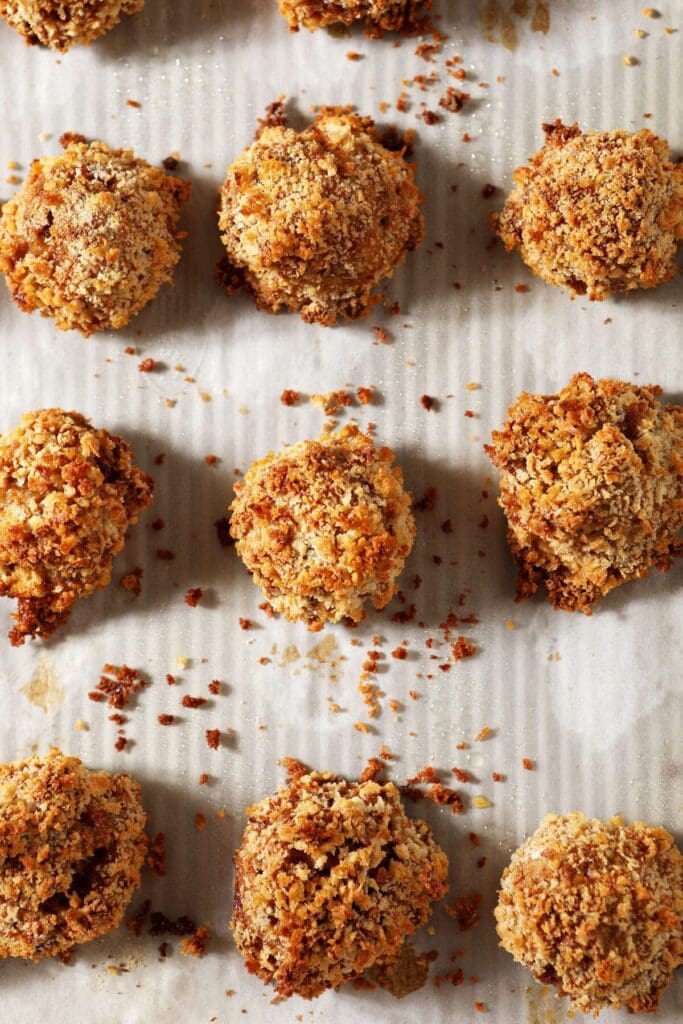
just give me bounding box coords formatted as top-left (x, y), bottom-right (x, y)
top-left (184, 587), bottom-right (203, 607)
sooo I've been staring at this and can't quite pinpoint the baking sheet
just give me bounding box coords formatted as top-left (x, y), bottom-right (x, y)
top-left (0, 0), bottom-right (681, 1021)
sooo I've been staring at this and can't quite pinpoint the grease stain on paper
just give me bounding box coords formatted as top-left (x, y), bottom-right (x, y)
top-left (20, 656), bottom-right (64, 714)
top-left (482, 0), bottom-right (551, 51)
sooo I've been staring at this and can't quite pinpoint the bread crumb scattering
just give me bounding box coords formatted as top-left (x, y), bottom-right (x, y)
top-left (0, 409), bottom-right (153, 646)
top-left (0, 749), bottom-right (147, 961)
top-left (0, 137), bottom-right (190, 335)
top-left (230, 424), bottom-right (415, 630)
top-left (231, 766), bottom-right (448, 1000)
top-left (486, 373), bottom-right (682, 613)
top-left (493, 121), bottom-right (683, 299)
top-left (495, 813), bottom-right (683, 1016)
top-left (0, 0), bottom-right (144, 51)
top-left (217, 110), bottom-right (423, 325)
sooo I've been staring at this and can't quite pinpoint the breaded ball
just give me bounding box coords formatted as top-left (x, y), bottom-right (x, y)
top-left (0, 0), bottom-right (143, 51)
top-left (486, 373), bottom-right (682, 613)
top-left (231, 763), bottom-right (449, 999)
top-left (278, 0), bottom-right (421, 32)
top-left (495, 813), bottom-right (683, 1017)
top-left (217, 111), bottom-right (423, 325)
top-left (229, 424), bottom-right (415, 629)
top-left (0, 408), bottom-right (154, 645)
top-left (0, 749), bottom-right (147, 961)
top-left (493, 121), bottom-right (683, 300)
top-left (0, 135), bottom-right (190, 336)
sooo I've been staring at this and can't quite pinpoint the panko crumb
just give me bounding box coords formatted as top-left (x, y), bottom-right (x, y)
top-left (495, 813), bottom-right (683, 1016)
top-left (0, 0), bottom-right (144, 51)
top-left (231, 766), bottom-right (448, 999)
top-left (0, 137), bottom-right (190, 335)
top-left (229, 424), bottom-right (415, 630)
top-left (0, 409), bottom-right (153, 645)
top-left (486, 373), bottom-right (682, 612)
top-left (493, 121), bottom-right (683, 300)
top-left (217, 110), bottom-right (423, 325)
top-left (0, 749), bottom-right (147, 960)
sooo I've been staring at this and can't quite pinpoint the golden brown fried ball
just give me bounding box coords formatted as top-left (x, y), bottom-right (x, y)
top-left (486, 373), bottom-right (682, 613)
top-left (495, 813), bottom-right (683, 1017)
top-left (0, 0), bottom-right (143, 51)
top-left (0, 136), bottom-right (190, 336)
top-left (493, 121), bottom-right (683, 300)
top-left (229, 424), bottom-right (415, 629)
top-left (277, 0), bottom-right (422, 32)
top-left (0, 749), bottom-right (147, 961)
top-left (217, 111), bottom-right (423, 325)
top-left (231, 763), bottom-right (449, 1000)
top-left (0, 408), bottom-right (154, 645)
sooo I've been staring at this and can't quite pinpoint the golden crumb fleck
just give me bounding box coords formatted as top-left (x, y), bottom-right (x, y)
top-left (0, 749), bottom-right (147, 960)
top-left (0, 0), bottom-right (144, 51)
top-left (622, 54), bottom-right (638, 65)
top-left (230, 424), bottom-right (415, 630)
top-left (493, 121), bottom-right (683, 300)
top-left (486, 373), bottom-right (682, 613)
top-left (496, 813), bottom-right (683, 1016)
top-left (0, 409), bottom-right (153, 645)
top-left (473, 796), bottom-right (492, 809)
top-left (0, 137), bottom-right (190, 336)
top-left (231, 768), bottom-right (448, 999)
top-left (217, 111), bottom-right (423, 325)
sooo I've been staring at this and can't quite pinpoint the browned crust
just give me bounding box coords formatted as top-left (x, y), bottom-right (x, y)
top-left (229, 423), bottom-right (416, 629)
top-left (493, 121), bottom-right (683, 300)
top-left (0, 749), bottom-right (147, 961)
top-left (277, 0), bottom-right (429, 33)
top-left (217, 111), bottom-right (423, 325)
top-left (0, 408), bottom-right (154, 644)
top-left (495, 813), bottom-right (683, 1016)
top-left (231, 768), bottom-right (449, 999)
top-left (486, 373), bottom-right (682, 612)
top-left (0, 0), bottom-right (144, 51)
top-left (0, 138), bottom-right (190, 335)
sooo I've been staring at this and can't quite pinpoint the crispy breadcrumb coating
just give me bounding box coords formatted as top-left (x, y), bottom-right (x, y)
top-left (495, 813), bottom-right (683, 1017)
top-left (0, 136), bottom-right (190, 336)
top-left (217, 112), bottom-right (423, 325)
top-left (231, 766), bottom-right (448, 999)
top-left (0, 749), bottom-right (147, 961)
top-left (0, 0), bottom-right (143, 50)
top-left (278, 0), bottom-right (423, 32)
top-left (0, 408), bottom-right (154, 645)
top-left (229, 424), bottom-right (415, 629)
top-left (493, 121), bottom-right (683, 300)
top-left (486, 373), bottom-right (682, 613)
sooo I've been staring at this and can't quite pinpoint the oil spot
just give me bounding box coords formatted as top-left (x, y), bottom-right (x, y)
top-left (20, 656), bottom-right (64, 714)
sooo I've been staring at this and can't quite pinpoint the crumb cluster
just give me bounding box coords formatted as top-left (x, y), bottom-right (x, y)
top-left (0, 749), bottom-right (147, 961)
top-left (486, 373), bottom-right (682, 613)
top-left (0, 0), bottom-right (143, 50)
top-left (229, 424), bottom-right (415, 630)
top-left (495, 813), bottom-right (683, 1016)
top-left (494, 121), bottom-right (683, 299)
top-left (0, 408), bottom-right (154, 645)
top-left (0, 136), bottom-right (190, 335)
top-left (277, 0), bottom-right (424, 32)
top-left (231, 765), bottom-right (448, 999)
top-left (217, 111), bottom-right (423, 325)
